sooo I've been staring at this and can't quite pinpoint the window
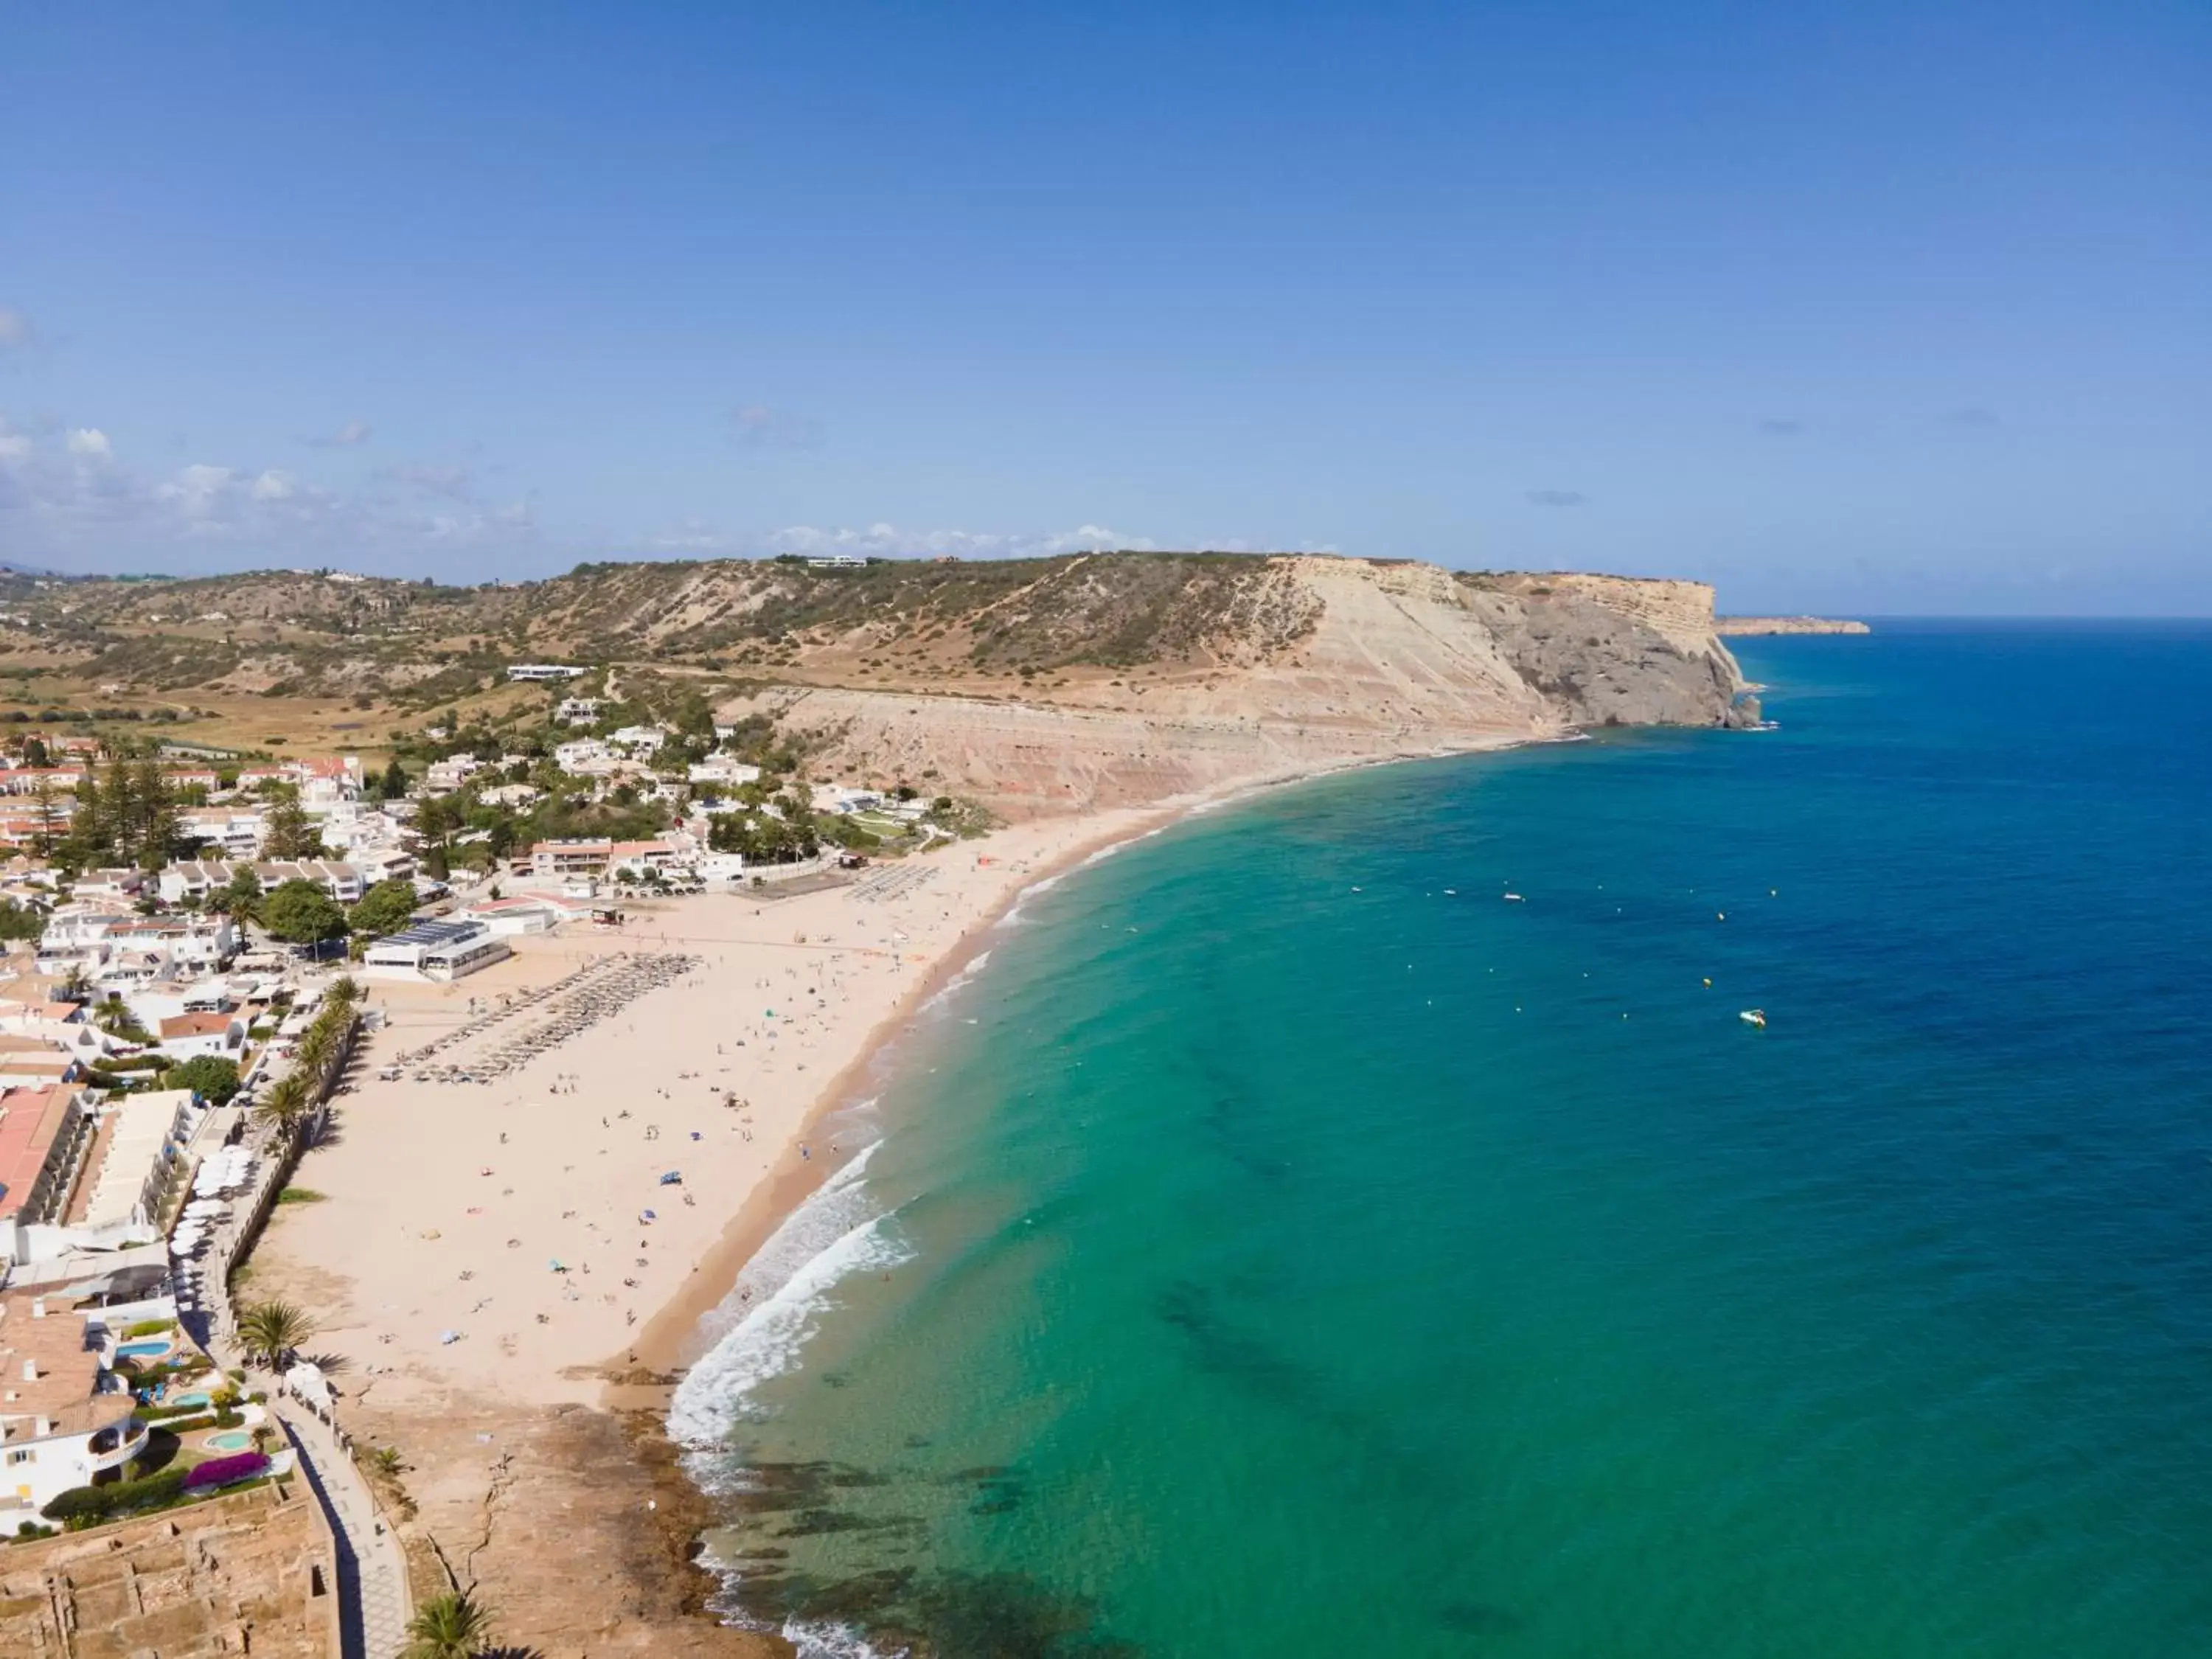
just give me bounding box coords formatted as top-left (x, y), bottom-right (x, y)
top-left (5, 1448), bottom-right (34, 1466)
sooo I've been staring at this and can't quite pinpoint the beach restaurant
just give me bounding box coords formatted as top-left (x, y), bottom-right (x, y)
top-left (361, 919), bottom-right (513, 984)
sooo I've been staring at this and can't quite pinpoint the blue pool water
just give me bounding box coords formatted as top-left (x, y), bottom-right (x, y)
top-left (115, 1338), bottom-right (173, 1359)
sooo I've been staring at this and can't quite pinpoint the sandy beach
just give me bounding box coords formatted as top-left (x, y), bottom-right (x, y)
top-left (246, 803), bottom-right (1178, 1653)
top-left (257, 808), bottom-right (1163, 1406)
top-left (247, 746), bottom-right (1515, 1654)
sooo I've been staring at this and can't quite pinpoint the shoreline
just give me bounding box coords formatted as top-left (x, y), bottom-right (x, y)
top-left (605, 793), bottom-right (1185, 1402)
top-left (611, 731), bottom-right (1533, 1400)
top-left (246, 733), bottom-right (1528, 1657)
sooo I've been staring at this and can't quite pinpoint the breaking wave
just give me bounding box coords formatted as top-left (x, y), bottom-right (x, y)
top-left (667, 1138), bottom-right (910, 1452)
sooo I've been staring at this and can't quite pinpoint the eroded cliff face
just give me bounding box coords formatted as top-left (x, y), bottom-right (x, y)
top-left (751, 556), bottom-right (1756, 819)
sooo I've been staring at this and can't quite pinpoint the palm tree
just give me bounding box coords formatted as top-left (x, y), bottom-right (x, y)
top-left (254, 1071), bottom-right (313, 1135)
top-left (292, 1026), bottom-right (335, 1081)
top-left (92, 998), bottom-right (152, 1043)
top-left (327, 975), bottom-right (361, 1008)
top-left (235, 1298), bottom-right (316, 1368)
top-left (402, 1590), bottom-right (498, 1659)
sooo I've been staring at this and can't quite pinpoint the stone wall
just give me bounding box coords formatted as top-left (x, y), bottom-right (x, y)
top-left (0, 1480), bottom-right (335, 1658)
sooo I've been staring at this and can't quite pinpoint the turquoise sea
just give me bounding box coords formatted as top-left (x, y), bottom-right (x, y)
top-left (671, 624), bottom-right (2212, 1658)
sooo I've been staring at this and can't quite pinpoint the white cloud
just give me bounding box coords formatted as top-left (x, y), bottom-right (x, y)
top-left (764, 521), bottom-right (1159, 560)
top-left (1032, 523), bottom-right (1158, 555)
top-left (0, 308), bottom-right (30, 350)
top-left (307, 418), bottom-right (373, 448)
top-left (0, 411), bottom-right (535, 566)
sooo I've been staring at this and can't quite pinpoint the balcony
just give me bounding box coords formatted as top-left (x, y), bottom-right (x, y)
top-left (86, 1417), bottom-right (149, 1472)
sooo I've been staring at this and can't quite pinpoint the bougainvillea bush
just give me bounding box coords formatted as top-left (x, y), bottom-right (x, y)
top-left (183, 1452), bottom-right (271, 1490)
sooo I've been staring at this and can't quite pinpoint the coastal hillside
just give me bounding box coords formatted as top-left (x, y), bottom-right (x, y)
top-left (0, 554), bottom-right (1753, 810)
top-left (751, 557), bottom-right (1756, 815)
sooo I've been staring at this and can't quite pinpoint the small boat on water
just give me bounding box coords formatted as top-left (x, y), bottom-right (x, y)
top-left (1739, 1009), bottom-right (1767, 1029)
top-left (1503, 893), bottom-right (1525, 903)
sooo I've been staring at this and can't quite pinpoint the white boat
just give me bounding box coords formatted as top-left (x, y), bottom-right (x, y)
top-left (1739, 1009), bottom-right (1767, 1029)
top-left (1502, 893), bottom-right (1525, 902)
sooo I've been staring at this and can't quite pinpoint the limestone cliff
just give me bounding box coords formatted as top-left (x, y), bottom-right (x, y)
top-left (748, 554), bottom-right (1758, 819)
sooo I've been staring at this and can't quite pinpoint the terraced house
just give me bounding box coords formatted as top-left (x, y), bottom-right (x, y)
top-left (0, 1290), bottom-right (147, 1517)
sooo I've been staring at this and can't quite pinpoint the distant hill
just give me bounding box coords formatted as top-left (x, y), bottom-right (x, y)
top-left (0, 553), bottom-right (1763, 814)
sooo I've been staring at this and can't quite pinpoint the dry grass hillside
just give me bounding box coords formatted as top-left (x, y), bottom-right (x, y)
top-left (0, 553), bottom-right (1753, 804)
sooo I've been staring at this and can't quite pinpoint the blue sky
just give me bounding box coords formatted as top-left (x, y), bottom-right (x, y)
top-left (3, 2), bottom-right (2205, 613)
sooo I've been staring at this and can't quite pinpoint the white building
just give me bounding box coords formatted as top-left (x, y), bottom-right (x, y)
top-left (36, 909), bottom-right (237, 984)
top-left (553, 739), bottom-right (618, 776)
top-left (696, 852), bottom-right (748, 890)
top-left (153, 1011), bottom-right (248, 1063)
top-left (0, 1293), bottom-right (147, 1519)
top-left (507, 664), bottom-right (588, 682)
top-left (556, 697), bottom-right (603, 726)
top-left (156, 860), bottom-right (364, 908)
top-left (689, 757), bottom-right (762, 789)
top-left (362, 919), bottom-right (512, 983)
top-left (422, 756), bottom-right (483, 794)
top-left (176, 805), bottom-right (268, 857)
top-left (69, 869), bottom-right (144, 905)
top-left (451, 894), bottom-right (593, 935)
top-left (606, 725), bottom-right (669, 755)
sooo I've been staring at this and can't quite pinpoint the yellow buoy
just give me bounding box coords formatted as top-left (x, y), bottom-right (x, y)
top-left (1703, 977), bottom-right (1712, 987)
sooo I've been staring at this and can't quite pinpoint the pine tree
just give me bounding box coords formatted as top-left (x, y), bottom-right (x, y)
top-left (29, 773), bottom-right (60, 861)
top-left (262, 786), bottom-right (321, 859)
top-left (100, 757), bottom-right (135, 868)
top-left (59, 766), bottom-right (103, 872)
top-left (131, 758), bottom-right (177, 869)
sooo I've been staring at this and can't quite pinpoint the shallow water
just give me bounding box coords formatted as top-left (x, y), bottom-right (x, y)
top-left (675, 623), bottom-right (2212, 1658)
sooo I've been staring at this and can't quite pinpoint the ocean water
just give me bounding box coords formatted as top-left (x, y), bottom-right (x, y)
top-left (672, 623), bottom-right (2212, 1658)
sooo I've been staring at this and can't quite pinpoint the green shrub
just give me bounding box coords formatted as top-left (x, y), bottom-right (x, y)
top-left (41, 1467), bottom-right (189, 1526)
top-left (122, 1318), bottom-right (177, 1338)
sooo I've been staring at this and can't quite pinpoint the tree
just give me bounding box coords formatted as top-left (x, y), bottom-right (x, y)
top-left (58, 765), bottom-right (106, 872)
top-left (379, 757), bottom-right (411, 800)
top-left (214, 866), bottom-right (263, 920)
top-left (402, 1590), bottom-right (498, 1659)
top-left (262, 787), bottom-right (324, 860)
top-left (128, 758), bottom-right (178, 869)
top-left (22, 735), bottom-right (49, 768)
top-left (91, 998), bottom-right (153, 1043)
top-left (235, 1299), bottom-right (316, 1368)
top-left (293, 1020), bottom-right (340, 1079)
top-left (28, 773), bottom-right (60, 860)
top-left (348, 878), bottom-right (420, 939)
top-left (254, 1071), bottom-right (313, 1135)
top-left (170, 1054), bottom-right (242, 1105)
top-left (0, 900), bottom-right (44, 942)
top-left (327, 975), bottom-right (361, 1009)
top-left (260, 880), bottom-right (348, 945)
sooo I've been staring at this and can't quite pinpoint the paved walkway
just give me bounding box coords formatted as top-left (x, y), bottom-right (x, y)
top-left (272, 1395), bottom-right (411, 1659)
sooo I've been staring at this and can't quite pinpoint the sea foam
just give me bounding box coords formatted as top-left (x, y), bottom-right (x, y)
top-left (667, 1139), bottom-right (911, 1450)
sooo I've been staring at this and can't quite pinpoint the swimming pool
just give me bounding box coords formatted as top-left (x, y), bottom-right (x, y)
top-left (203, 1430), bottom-right (254, 1453)
top-left (166, 1390), bottom-right (212, 1409)
top-left (116, 1338), bottom-right (173, 1359)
